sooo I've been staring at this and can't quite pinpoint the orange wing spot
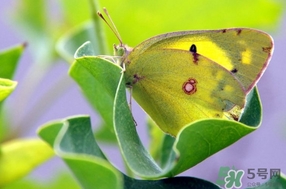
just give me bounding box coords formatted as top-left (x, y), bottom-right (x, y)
top-left (262, 46), bottom-right (272, 53)
top-left (182, 78), bottom-right (197, 95)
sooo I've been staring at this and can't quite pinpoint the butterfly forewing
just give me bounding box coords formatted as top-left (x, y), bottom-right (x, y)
top-left (130, 28), bottom-right (273, 93)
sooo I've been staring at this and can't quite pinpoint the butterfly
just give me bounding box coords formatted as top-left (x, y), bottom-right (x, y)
top-left (99, 9), bottom-right (274, 136)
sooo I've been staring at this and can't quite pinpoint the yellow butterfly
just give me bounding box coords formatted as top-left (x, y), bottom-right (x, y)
top-left (99, 10), bottom-right (274, 136)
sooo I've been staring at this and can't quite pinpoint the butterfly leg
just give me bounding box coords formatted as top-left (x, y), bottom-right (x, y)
top-left (121, 61), bottom-right (126, 73)
top-left (127, 86), bottom-right (138, 126)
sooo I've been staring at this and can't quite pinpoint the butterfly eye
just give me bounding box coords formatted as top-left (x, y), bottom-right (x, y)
top-left (189, 44), bottom-right (197, 53)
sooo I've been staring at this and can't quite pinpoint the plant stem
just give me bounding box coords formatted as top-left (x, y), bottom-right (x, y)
top-left (88, 0), bottom-right (109, 55)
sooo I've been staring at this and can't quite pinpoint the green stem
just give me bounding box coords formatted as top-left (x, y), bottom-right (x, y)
top-left (88, 0), bottom-right (109, 54)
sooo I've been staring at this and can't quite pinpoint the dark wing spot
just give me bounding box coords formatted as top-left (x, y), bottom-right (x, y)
top-left (262, 46), bottom-right (272, 53)
top-left (192, 53), bottom-right (199, 64)
top-left (189, 44), bottom-right (199, 64)
top-left (222, 29), bottom-right (227, 33)
top-left (231, 68), bottom-right (238, 73)
top-left (132, 74), bottom-right (144, 84)
top-left (189, 44), bottom-right (197, 53)
top-left (236, 29), bottom-right (242, 35)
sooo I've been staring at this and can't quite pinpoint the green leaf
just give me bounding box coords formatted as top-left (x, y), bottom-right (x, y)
top-left (239, 87), bottom-right (262, 126)
top-left (37, 115), bottom-right (222, 188)
top-left (12, 0), bottom-right (54, 62)
top-left (0, 44), bottom-right (25, 79)
top-left (37, 116), bottom-right (123, 189)
top-left (159, 134), bottom-right (176, 169)
top-left (0, 79), bottom-right (17, 102)
top-left (147, 118), bottom-right (166, 162)
top-left (0, 138), bottom-right (54, 187)
top-left (69, 56), bottom-right (122, 143)
top-left (56, 23), bottom-right (101, 63)
top-left (74, 41), bottom-right (97, 58)
top-left (57, 0), bottom-right (108, 62)
top-left (0, 44), bottom-right (24, 141)
top-left (164, 119), bottom-right (257, 177)
top-left (0, 43), bottom-right (23, 102)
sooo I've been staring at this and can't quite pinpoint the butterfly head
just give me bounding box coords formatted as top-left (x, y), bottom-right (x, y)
top-left (98, 8), bottom-right (134, 67)
top-left (114, 44), bottom-right (132, 56)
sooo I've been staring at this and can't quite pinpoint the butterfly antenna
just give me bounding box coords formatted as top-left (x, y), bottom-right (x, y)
top-left (97, 8), bottom-right (123, 46)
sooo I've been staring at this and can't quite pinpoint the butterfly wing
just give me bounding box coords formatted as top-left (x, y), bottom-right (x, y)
top-left (128, 28), bottom-right (273, 93)
top-left (124, 49), bottom-right (246, 136)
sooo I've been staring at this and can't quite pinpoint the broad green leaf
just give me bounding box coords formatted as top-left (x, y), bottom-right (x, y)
top-left (0, 44), bottom-right (25, 79)
top-left (159, 134), bottom-right (176, 169)
top-left (74, 41), bottom-right (97, 59)
top-left (56, 22), bottom-right (100, 63)
top-left (147, 118), bottom-right (166, 162)
top-left (239, 87), bottom-right (262, 126)
top-left (69, 56), bottom-right (122, 143)
top-left (0, 44), bottom-right (24, 141)
top-left (57, 0), bottom-right (108, 61)
top-left (163, 119), bottom-right (257, 177)
top-left (37, 116), bottom-right (123, 189)
top-left (0, 79), bottom-right (17, 102)
top-left (37, 115), bottom-right (222, 188)
top-left (11, 0), bottom-right (54, 62)
top-left (0, 138), bottom-right (54, 187)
